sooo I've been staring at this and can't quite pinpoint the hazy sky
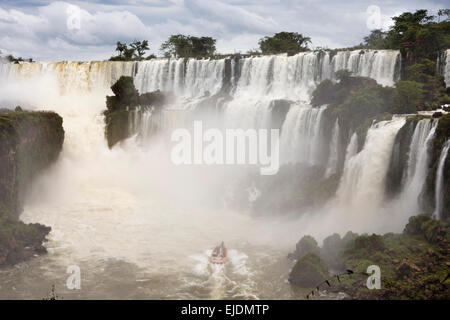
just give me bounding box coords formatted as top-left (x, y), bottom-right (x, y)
top-left (0, 0), bottom-right (447, 61)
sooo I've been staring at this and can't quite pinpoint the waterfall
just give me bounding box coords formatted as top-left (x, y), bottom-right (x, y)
top-left (331, 50), bottom-right (400, 86)
top-left (399, 119), bottom-right (437, 213)
top-left (433, 140), bottom-right (450, 220)
top-left (0, 60), bottom-right (135, 93)
top-left (279, 104), bottom-right (326, 165)
top-left (445, 49), bottom-right (450, 88)
top-left (404, 119), bottom-right (437, 190)
top-left (335, 117), bottom-right (406, 210)
top-left (325, 119), bottom-right (340, 177)
top-left (386, 118), bottom-right (437, 223)
top-left (134, 58), bottom-right (225, 98)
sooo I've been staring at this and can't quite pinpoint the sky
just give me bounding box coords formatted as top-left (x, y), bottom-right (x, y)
top-left (0, 0), bottom-right (447, 61)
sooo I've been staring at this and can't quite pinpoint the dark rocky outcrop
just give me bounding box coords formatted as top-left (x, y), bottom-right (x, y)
top-left (288, 214), bottom-right (450, 299)
top-left (287, 235), bottom-right (320, 260)
top-left (104, 76), bottom-right (167, 148)
top-left (0, 109), bottom-right (64, 267)
top-left (288, 253), bottom-right (329, 287)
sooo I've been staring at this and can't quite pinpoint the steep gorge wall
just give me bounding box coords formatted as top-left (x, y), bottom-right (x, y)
top-left (0, 109), bottom-right (64, 266)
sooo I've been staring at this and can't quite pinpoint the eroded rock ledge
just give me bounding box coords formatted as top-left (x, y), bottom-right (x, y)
top-left (0, 108), bottom-right (64, 267)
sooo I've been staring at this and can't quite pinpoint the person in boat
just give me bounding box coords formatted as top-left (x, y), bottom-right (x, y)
top-left (212, 242), bottom-right (225, 257)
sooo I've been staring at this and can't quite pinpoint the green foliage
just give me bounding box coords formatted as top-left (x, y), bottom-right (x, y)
top-left (258, 32), bottom-right (310, 55)
top-left (360, 10), bottom-right (450, 63)
top-left (288, 253), bottom-right (329, 287)
top-left (363, 29), bottom-right (388, 49)
top-left (0, 110), bottom-right (62, 267)
top-left (294, 235), bottom-right (320, 258)
top-left (403, 214), bottom-right (446, 243)
top-left (349, 234), bottom-right (386, 254)
top-left (298, 214), bottom-right (450, 299)
top-left (404, 59), bottom-right (448, 109)
top-left (336, 85), bottom-right (392, 127)
top-left (310, 79), bottom-right (335, 107)
top-left (110, 40), bottom-right (152, 61)
top-left (160, 35), bottom-right (216, 58)
top-left (393, 81), bottom-right (424, 113)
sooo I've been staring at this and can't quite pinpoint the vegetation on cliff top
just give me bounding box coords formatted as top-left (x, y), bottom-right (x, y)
top-left (110, 40), bottom-right (155, 61)
top-left (258, 32), bottom-right (311, 56)
top-left (104, 76), bottom-right (166, 148)
top-left (0, 109), bottom-right (64, 267)
top-left (288, 214), bottom-right (450, 299)
top-left (360, 9), bottom-right (450, 64)
top-left (160, 35), bottom-right (216, 58)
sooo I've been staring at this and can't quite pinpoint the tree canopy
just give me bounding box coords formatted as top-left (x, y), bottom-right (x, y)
top-left (361, 9), bottom-right (450, 62)
top-left (110, 40), bottom-right (154, 61)
top-left (258, 32), bottom-right (311, 55)
top-left (160, 35), bottom-right (216, 58)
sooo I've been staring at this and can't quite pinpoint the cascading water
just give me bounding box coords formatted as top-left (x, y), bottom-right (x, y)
top-left (433, 140), bottom-right (450, 220)
top-left (403, 119), bottom-right (437, 200)
top-left (279, 104), bottom-right (326, 165)
top-left (331, 50), bottom-right (400, 86)
top-left (335, 117), bottom-right (406, 213)
top-left (325, 119), bottom-right (340, 177)
top-left (388, 119), bottom-right (438, 217)
top-left (0, 48), bottom-right (424, 299)
top-left (442, 49), bottom-right (450, 87)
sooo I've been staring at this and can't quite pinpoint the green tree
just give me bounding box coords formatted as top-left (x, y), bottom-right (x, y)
top-left (363, 29), bottom-right (387, 49)
top-left (258, 32), bottom-right (311, 55)
top-left (130, 40), bottom-right (150, 60)
top-left (405, 59), bottom-right (448, 108)
top-left (437, 9), bottom-right (450, 22)
top-left (393, 81), bottom-right (424, 113)
top-left (110, 40), bottom-right (152, 61)
top-left (115, 41), bottom-right (127, 59)
top-left (160, 35), bottom-right (216, 58)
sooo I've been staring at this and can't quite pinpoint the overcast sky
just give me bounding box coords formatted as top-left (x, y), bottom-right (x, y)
top-left (0, 0), bottom-right (447, 61)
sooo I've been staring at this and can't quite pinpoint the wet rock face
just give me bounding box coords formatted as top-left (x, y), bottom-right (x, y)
top-left (104, 76), bottom-right (167, 148)
top-left (288, 253), bottom-right (329, 287)
top-left (0, 109), bottom-right (64, 267)
top-left (423, 114), bottom-right (450, 221)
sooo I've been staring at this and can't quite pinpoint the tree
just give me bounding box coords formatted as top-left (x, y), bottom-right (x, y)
top-left (437, 9), bottom-right (450, 22)
top-left (363, 29), bottom-right (387, 49)
top-left (110, 40), bottom-right (151, 61)
top-left (160, 35), bottom-right (216, 58)
top-left (393, 81), bottom-right (424, 113)
top-left (258, 32), bottom-right (311, 55)
top-left (115, 41), bottom-right (127, 59)
top-left (130, 40), bottom-right (150, 60)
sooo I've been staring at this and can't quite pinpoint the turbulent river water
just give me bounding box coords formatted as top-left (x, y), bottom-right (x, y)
top-left (0, 50), bottom-right (441, 299)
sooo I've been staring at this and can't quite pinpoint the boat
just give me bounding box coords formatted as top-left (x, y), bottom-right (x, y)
top-left (209, 242), bottom-right (228, 264)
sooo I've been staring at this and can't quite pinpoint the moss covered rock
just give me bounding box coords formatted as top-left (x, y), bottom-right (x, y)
top-left (288, 235), bottom-right (320, 260)
top-left (0, 109), bottom-right (64, 267)
top-left (288, 253), bottom-right (329, 287)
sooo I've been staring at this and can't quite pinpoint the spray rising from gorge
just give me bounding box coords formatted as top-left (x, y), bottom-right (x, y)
top-left (0, 48), bottom-right (447, 299)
